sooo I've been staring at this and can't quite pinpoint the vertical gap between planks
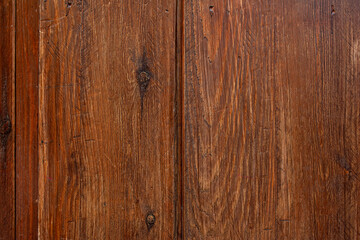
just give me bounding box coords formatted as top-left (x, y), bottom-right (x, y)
top-left (13, 0), bottom-right (17, 237)
top-left (175, 0), bottom-right (185, 238)
top-left (11, 0), bottom-right (17, 236)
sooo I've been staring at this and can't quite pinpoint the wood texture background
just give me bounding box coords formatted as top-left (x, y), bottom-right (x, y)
top-left (185, 0), bottom-right (360, 239)
top-left (0, 0), bottom-right (15, 239)
top-left (16, 0), bottom-right (39, 239)
top-left (38, 0), bottom-right (177, 239)
top-left (1, 0), bottom-right (360, 239)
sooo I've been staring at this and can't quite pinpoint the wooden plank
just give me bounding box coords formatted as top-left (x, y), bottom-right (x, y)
top-left (39, 0), bottom-right (177, 239)
top-left (175, 0), bottom-right (185, 238)
top-left (275, 1), bottom-right (360, 238)
top-left (184, 0), bottom-right (360, 239)
top-left (15, 0), bottom-right (39, 239)
top-left (0, 0), bottom-right (15, 239)
top-left (38, 1), bottom-right (82, 238)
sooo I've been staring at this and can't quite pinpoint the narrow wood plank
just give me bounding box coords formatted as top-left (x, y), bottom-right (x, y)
top-left (15, 0), bottom-right (39, 239)
top-left (185, 1), bottom-right (278, 238)
top-left (39, 0), bottom-right (177, 239)
top-left (274, 1), bottom-right (360, 238)
top-left (38, 1), bottom-right (82, 238)
top-left (175, 0), bottom-right (185, 238)
top-left (184, 0), bottom-right (360, 239)
top-left (0, 0), bottom-right (15, 239)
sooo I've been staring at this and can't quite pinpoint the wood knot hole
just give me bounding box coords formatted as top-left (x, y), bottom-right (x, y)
top-left (146, 213), bottom-right (156, 230)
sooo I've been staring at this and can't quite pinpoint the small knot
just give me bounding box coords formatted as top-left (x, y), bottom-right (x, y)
top-left (139, 71), bottom-right (151, 83)
top-left (0, 116), bottom-right (11, 136)
top-left (137, 70), bottom-right (151, 98)
top-left (146, 213), bottom-right (156, 230)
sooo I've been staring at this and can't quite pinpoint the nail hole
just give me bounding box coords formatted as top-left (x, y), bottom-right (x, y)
top-left (66, 0), bottom-right (72, 8)
top-left (209, 5), bottom-right (214, 16)
top-left (331, 5), bottom-right (335, 15)
top-left (65, 1), bottom-right (72, 16)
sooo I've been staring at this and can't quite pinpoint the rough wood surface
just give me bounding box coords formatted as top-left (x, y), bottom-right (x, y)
top-left (7, 0), bottom-right (360, 239)
top-left (38, 0), bottom-right (177, 239)
top-left (184, 0), bottom-right (360, 239)
top-left (0, 0), bottom-right (15, 239)
top-left (15, 0), bottom-right (39, 239)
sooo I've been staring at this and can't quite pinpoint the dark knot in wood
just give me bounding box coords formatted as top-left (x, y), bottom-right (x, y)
top-left (146, 213), bottom-right (156, 230)
top-left (0, 116), bottom-right (12, 136)
top-left (137, 71), bottom-right (151, 96)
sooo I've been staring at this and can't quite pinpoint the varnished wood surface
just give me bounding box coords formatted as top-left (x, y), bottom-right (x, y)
top-left (0, 0), bottom-right (15, 239)
top-left (184, 0), bottom-right (360, 239)
top-left (38, 0), bottom-right (177, 239)
top-left (4, 0), bottom-right (360, 239)
top-left (15, 0), bottom-right (39, 239)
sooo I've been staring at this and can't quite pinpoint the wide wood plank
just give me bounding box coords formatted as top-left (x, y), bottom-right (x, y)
top-left (38, 0), bottom-right (177, 239)
top-left (15, 0), bottom-right (39, 239)
top-left (184, 0), bottom-right (360, 239)
top-left (0, 0), bottom-right (15, 239)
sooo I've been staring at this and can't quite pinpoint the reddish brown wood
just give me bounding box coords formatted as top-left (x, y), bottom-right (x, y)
top-left (184, 0), bottom-right (360, 239)
top-left (38, 0), bottom-right (177, 239)
top-left (15, 0), bottom-right (39, 239)
top-left (175, 0), bottom-right (186, 238)
top-left (8, 0), bottom-right (360, 239)
top-left (0, 0), bottom-right (15, 239)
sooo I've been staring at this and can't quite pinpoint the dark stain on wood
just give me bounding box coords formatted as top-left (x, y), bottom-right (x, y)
top-left (335, 155), bottom-right (352, 172)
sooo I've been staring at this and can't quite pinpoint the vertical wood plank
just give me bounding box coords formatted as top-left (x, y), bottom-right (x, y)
top-left (184, 0), bottom-right (360, 239)
top-left (274, 1), bottom-right (360, 238)
top-left (15, 0), bottom-right (39, 239)
top-left (0, 0), bottom-right (15, 239)
top-left (38, 0), bottom-right (177, 239)
top-left (185, 1), bottom-right (278, 238)
top-left (38, 0), bottom-right (82, 238)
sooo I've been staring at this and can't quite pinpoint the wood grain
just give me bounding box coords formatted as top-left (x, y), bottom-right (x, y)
top-left (15, 0), bottom-right (39, 239)
top-left (184, 0), bottom-right (360, 239)
top-left (38, 0), bottom-right (177, 239)
top-left (10, 0), bottom-right (360, 238)
top-left (0, 0), bottom-right (15, 239)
